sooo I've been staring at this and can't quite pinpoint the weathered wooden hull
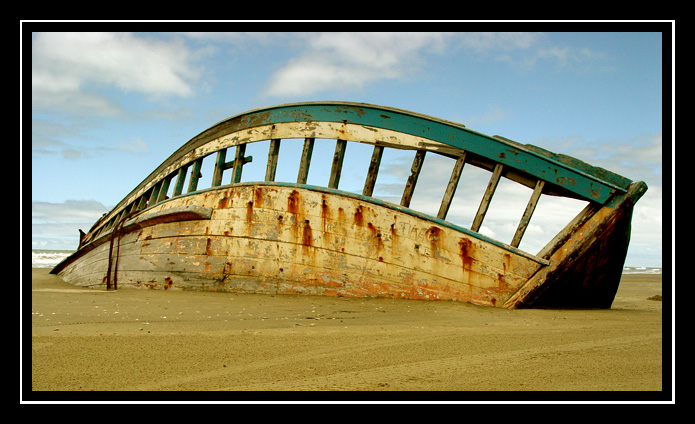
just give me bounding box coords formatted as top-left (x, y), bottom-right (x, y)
top-left (54, 183), bottom-right (548, 307)
top-left (502, 181), bottom-right (647, 308)
top-left (52, 102), bottom-right (647, 308)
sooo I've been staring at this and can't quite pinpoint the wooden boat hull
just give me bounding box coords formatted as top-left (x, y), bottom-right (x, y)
top-left (502, 180), bottom-right (647, 309)
top-left (54, 183), bottom-right (548, 308)
top-left (51, 102), bottom-right (648, 309)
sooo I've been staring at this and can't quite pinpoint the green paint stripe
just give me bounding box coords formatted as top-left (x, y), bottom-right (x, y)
top-left (227, 102), bottom-right (630, 204)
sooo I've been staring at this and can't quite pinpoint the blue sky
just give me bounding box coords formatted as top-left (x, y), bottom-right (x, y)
top-left (27, 27), bottom-right (669, 267)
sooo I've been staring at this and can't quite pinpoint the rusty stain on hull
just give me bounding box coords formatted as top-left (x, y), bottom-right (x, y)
top-left (51, 102), bottom-right (647, 309)
top-left (54, 184), bottom-right (543, 307)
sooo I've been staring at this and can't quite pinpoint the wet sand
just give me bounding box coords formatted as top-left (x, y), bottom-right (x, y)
top-left (26, 268), bottom-right (667, 399)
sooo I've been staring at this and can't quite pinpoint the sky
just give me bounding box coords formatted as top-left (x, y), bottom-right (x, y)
top-left (26, 26), bottom-right (669, 268)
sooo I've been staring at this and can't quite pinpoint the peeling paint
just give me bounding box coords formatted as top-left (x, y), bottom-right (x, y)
top-left (53, 102), bottom-right (646, 309)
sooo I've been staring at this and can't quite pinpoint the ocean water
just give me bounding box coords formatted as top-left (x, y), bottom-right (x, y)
top-left (30, 250), bottom-right (74, 268)
top-left (30, 249), bottom-right (662, 275)
top-left (622, 266), bottom-right (662, 275)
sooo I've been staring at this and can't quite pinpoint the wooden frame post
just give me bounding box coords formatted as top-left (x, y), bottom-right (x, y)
top-left (231, 144), bottom-right (247, 184)
top-left (363, 145), bottom-right (384, 197)
top-left (265, 139), bottom-right (281, 182)
top-left (437, 153), bottom-right (466, 219)
top-left (401, 150), bottom-right (426, 208)
top-left (212, 148), bottom-right (227, 187)
top-left (510, 179), bottom-right (545, 248)
top-left (173, 164), bottom-right (189, 197)
top-left (328, 139), bottom-right (347, 189)
top-left (471, 163), bottom-right (503, 232)
top-left (156, 174), bottom-right (173, 203)
top-left (148, 182), bottom-right (161, 206)
top-left (136, 191), bottom-right (149, 211)
top-left (297, 138), bottom-right (315, 184)
top-left (187, 158), bottom-right (203, 193)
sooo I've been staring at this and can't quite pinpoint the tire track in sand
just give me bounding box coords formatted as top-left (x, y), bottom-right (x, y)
top-left (130, 332), bottom-right (661, 391)
top-left (128, 330), bottom-right (447, 391)
top-left (232, 333), bottom-right (662, 391)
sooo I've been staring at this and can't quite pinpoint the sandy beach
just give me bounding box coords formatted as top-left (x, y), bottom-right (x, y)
top-left (27, 267), bottom-right (667, 398)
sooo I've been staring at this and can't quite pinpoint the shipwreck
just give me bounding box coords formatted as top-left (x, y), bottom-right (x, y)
top-left (51, 101), bottom-right (647, 309)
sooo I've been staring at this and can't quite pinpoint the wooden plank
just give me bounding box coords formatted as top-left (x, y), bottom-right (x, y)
top-left (173, 165), bottom-right (188, 197)
top-left (148, 181), bottom-right (161, 206)
top-left (537, 201), bottom-right (601, 259)
top-left (503, 181), bottom-right (647, 309)
top-left (437, 152), bottom-right (467, 220)
top-left (471, 163), bottom-right (503, 232)
top-left (401, 150), bottom-right (426, 208)
top-left (231, 144), bottom-right (247, 184)
top-left (99, 101), bottom-right (632, 233)
top-left (187, 158), bottom-right (203, 193)
top-left (123, 205), bottom-right (213, 231)
top-left (510, 179), bottom-right (545, 248)
top-left (265, 139), bottom-right (281, 182)
top-left (156, 174), bottom-right (172, 203)
top-left (112, 209), bottom-right (124, 226)
top-left (60, 184), bottom-right (544, 306)
top-left (362, 145), bottom-right (384, 197)
top-left (328, 139), bottom-right (347, 189)
top-left (297, 137), bottom-right (315, 184)
top-left (125, 201), bottom-right (136, 216)
top-left (136, 191), bottom-right (148, 211)
top-left (212, 148), bottom-right (227, 187)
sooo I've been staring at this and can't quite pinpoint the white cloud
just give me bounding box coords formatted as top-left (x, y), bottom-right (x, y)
top-left (117, 138), bottom-right (149, 154)
top-left (31, 200), bottom-right (108, 250)
top-left (260, 31), bottom-right (609, 98)
top-left (487, 35), bottom-right (613, 72)
top-left (535, 46), bottom-right (571, 66)
top-left (545, 133), bottom-right (663, 185)
top-left (262, 32), bottom-right (451, 97)
top-left (462, 106), bottom-right (510, 127)
top-left (32, 199), bottom-right (109, 224)
top-left (478, 225), bottom-right (496, 239)
top-left (31, 200), bottom-right (111, 250)
top-left (32, 32), bottom-right (202, 115)
top-left (455, 32), bottom-right (541, 52)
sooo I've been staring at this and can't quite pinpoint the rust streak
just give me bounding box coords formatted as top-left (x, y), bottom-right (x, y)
top-left (287, 190), bottom-right (300, 215)
top-left (320, 195), bottom-right (331, 233)
top-left (458, 238), bottom-right (474, 271)
top-left (302, 220), bottom-right (313, 246)
top-left (354, 205), bottom-right (364, 227)
top-left (497, 272), bottom-right (509, 291)
top-left (556, 176), bottom-right (576, 186)
top-left (254, 186), bottom-right (264, 208)
top-left (246, 201), bottom-right (254, 223)
top-left (426, 226), bottom-right (442, 249)
top-left (367, 222), bottom-right (384, 251)
top-left (217, 195), bottom-right (232, 209)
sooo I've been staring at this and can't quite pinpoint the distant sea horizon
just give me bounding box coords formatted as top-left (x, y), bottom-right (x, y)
top-left (30, 249), bottom-right (663, 274)
top-left (30, 249), bottom-right (75, 268)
